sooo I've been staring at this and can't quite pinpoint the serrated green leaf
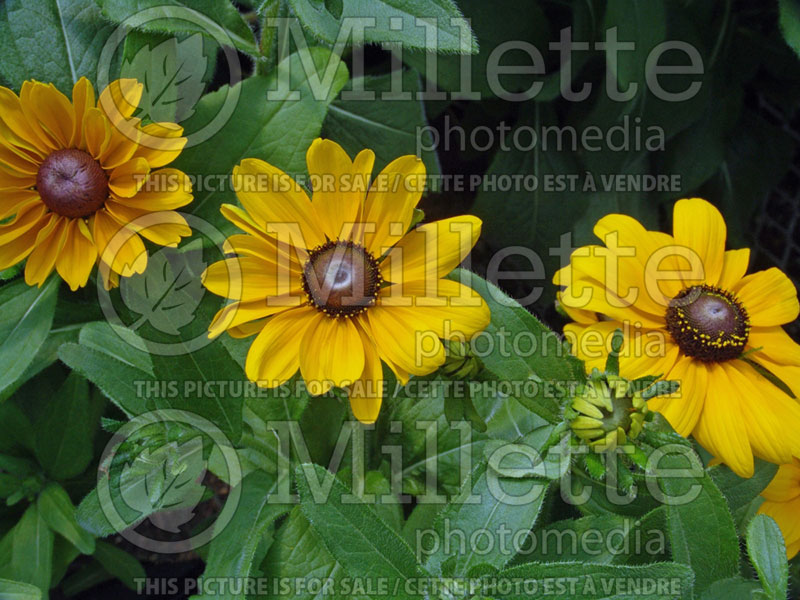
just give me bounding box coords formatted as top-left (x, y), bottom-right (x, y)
top-left (296, 463), bottom-right (422, 600)
top-left (424, 463), bottom-right (550, 577)
top-left (658, 448), bottom-right (739, 595)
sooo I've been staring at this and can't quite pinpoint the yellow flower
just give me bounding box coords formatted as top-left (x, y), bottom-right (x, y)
top-left (0, 77), bottom-right (193, 290)
top-left (758, 459), bottom-right (800, 558)
top-left (202, 138), bottom-right (490, 424)
top-left (556, 197), bottom-right (800, 478)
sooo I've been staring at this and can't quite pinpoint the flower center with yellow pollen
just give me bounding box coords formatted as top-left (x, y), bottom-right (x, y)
top-left (303, 240), bottom-right (382, 318)
top-left (665, 284), bottom-right (750, 362)
top-left (36, 149), bottom-right (109, 218)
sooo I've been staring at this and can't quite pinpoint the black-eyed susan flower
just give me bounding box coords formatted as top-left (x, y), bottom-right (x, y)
top-left (556, 197), bottom-right (800, 478)
top-left (758, 459), bottom-right (800, 558)
top-left (202, 138), bottom-right (490, 424)
top-left (0, 77), bottom-right (193, 290)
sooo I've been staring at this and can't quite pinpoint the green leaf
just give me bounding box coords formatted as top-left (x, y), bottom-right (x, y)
top-left (449, 269), bottom-right (585, 424)
top-left (97, 0), bottom-right (258, 55)
top-left (779, 0), bottom-right (800, 57)
top-left (401, 0), bottom-right (553, 99)
top-left (424, 464), bottom-right (550, 576)
top-left (175, 46), bottom-right (348, 235)
top-left (296, 463), bottom-right (422, 600)
top-left (0, 505), bottom-right (54, 599)
top-left (658, 448), bottom-right (739, 595)
top-left (120, 239), bottom-right (207, 336)
top-left (58, 322), bottom-right (155, 418)
top-left (121, 32), bottom-right (209, 123)
top-left (34, 373), bottom-right (94, 479)
top-left (0, 278), bottom-right (59, 402)
top-left (603, 0), bottom-right (667, 93)
top-left (497, 561), bottom-right (694, 599)
top-left (0, 0), bottom-right (114, 91)
top-left (746, 515), bottom-right (789, 600)
top-left (92, 540), bottom-right (146, 591)
top-left (0, 579), bottom-right (42, 600)
top-left (323, 70), bottom-right (441, 177)
top-left (699, 577), bottom-right (761, 600)
top-left (36, 484), bottom-right (95, 555)
top-left (288, 0), bottom-right (477, 53)
top-left (709, 459), bottom-right (778, 526)
top-left (192, 472), bottom-right (289, 600)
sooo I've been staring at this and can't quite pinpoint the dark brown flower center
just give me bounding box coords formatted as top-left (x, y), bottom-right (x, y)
top-left (665, 284), bottom-right (750, 362)
top-left (303, 241), bottom-right (382, 318)
top-left (36, 149), bottom-right (109, 218)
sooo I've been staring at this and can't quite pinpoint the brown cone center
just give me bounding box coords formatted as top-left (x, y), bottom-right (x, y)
top-left (37, 149), bottom-right (109, 218)
top-left (665, 284), bottom-right (750, 362)
top-left (303, 241), bottom-right (381, 318)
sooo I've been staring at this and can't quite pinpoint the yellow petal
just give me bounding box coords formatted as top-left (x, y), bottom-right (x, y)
top-left (245, 305), bottom-right (317, 385)
top-left (208, 296), bottom-right (301, 339)
top-left (348, 321), bottom-right (384, 424)
top-left (693, 362), bottom-right (753, 478)
top-left (108, 157), bottom-right (150, 198)
top-left (0, 189), bottom-right (40, 220)
top-left (383, 215), bottom-right (481, 284)
top-left (378, 279), bottom-right (490, 339)
top-left (56, 218), bottom-right (98, 290)
top-left (24, 216), bottom-right (68, 286)
top-left (672, 198), bottom-right (726, 286)
top-left (98, 79), bottom-right (143, 123)
top-left (18, 81), bottom-right (62, 151)
top-left (306, 138), bottom-right (373, 240)
top-left (83, 108), bottom-right (112, 159)
top-left (232, 158), bottom-right (325, 249)
top-left (93, 209), bottom-right (147, 277)
top-left (71, 77), bottom-right (96, 148)
top-left (717, 248), bottom-right (750, 290)
top-left (725, 361), bottom-right (794, 465)
top-left (299, 314), bottom-right (365, 395)
top-left (0, 86), bottom-right (48, 156)
top-left (134, 122), bottom-right (186, 168)
top-left (367, 304), bottom-right (445, 376)
top-left (648, 355), bottom-right (706, 437)
top-left (748, 326), bottom-right (800, 367)
top-left (104, 200), bottom-right (190, 247)
top-left (593, 215), bottom-right (683, 312)
top-left (202, 256), bottom-right (302, 301)
top-left (100, 118), bottom-right (142, 170)
top-left (0, 204), bottom-right (49, 245)
top-left (733, 267), bottom-right (799, 327)
top-left (760, 460), bottom-right (800, 503)
top-left (115, 168), bottom-right (193, 211)
top-left (27, 81), bottom-right (75, 148)
top-left (359, 155), bottom-right (426, 255)
top-left (758, 497), bottom-right (800, 560)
